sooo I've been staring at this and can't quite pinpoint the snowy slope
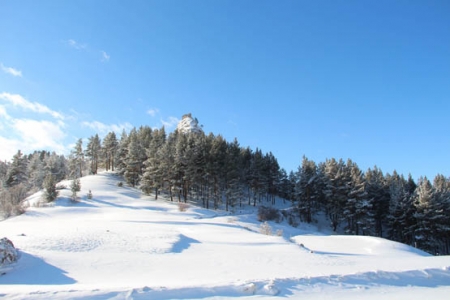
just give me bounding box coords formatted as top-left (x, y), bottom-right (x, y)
top-left (1, 172), bottom-right (450, 299)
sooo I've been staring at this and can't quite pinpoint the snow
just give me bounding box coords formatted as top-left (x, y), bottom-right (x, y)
top-left (1, 172), bottom-right (450, 299)
top-left (176, 114), bottom-right (203, 134)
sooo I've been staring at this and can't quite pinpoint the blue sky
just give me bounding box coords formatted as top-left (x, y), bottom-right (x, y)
top-left (1, 0), bottom-right (449, 179)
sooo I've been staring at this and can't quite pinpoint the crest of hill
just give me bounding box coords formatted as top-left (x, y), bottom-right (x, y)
top-left (177, 113), bottom-right (203, 134)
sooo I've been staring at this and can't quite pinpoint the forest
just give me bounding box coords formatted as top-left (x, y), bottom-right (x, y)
top-left (1, 120), bottom-right (449, 255)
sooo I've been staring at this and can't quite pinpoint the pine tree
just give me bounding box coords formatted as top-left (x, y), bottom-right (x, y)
top-left (345, 161), bottom-right (373, 235)
top-left (42, 174), bottom-right (58, 202)
top-left (141, 127), bottom-right (166, 198)
top-left (27, 152), bottom-right (46, 189)
top-left (85, 134), bottom-right (101, 175)
top-left (365, 167), bottom-right (389, 237)
top-left (72, 139), bottom-right (84, 178)
top-left (70, 178), bottom-right (81, 200)
top-left (225, 138), bottom-right (243, 211)
top-left (412, 177), bottom-right (435, 252)
top-left (102, 132), bottom-right (118, 171)
top-left (6, 150), bottom-right (28, 187)
top-left (124, 129), bottom-right (142, 187)
top-left (295, 156), bottom-right (318, 223)
top-left (323, 158), bottom-right (349, 231)
top-left (432, 174), bottom-right (450, 254)
top-left (115, 129), bottom-right (129, 175)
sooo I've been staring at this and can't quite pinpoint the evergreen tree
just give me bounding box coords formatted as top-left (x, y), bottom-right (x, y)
top-left (225, 138), bottom-right (243, 211)
top-left (345, 161), bottom-right (373, 235)
top-left (124, 129), bottom-right (142, 187)
top-left (70, 178), bottom-right (81, 200)
top-left (6, 150), bottom-right (28, 187)
top-left (141, 127), bottom-right (166, 198)
top-left (365, 167), bottom-right (389, 237)
top-left (27, 152), bottom-right (46, 189)
top-left (42, 174), bottom-right (58, 202)
top-left (295, 156), bottom-right (318, 223)
top-left (102, 131), bottom-right (118, 171)
top-left (323, 158), bottom-right (349, 231)
top-left (86, 134), bottom-right (101, 175)
top-left (72, 139), bottom-right (84, 178)
top-left (115, 129), bottom-right (129, 175)
top-left (412, 177), bottom-right (435, 252)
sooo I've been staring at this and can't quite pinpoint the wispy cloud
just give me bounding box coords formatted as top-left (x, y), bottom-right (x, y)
top-left (82, 120), bottom-right (133, 135)
top-left (67, 39), bottom-right (88, 50)
top-left (147, 108), bottom-right (159, 117)
top-left (0, 117), bottom-right (67, 161)
top-left (161, 116), bottom-right (179, 129)
top-left (1, 63), bottom-right (22, 77)
top-left (0, 92), bottom-right (64, 119)
top-left (101, 51), bottom-right (110, 62)
top-left (14, 119), bottom-right (66, 151)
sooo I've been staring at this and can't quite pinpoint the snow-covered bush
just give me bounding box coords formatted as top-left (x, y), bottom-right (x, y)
top-left (0, 184), bottom-right (28, 218)
top-left (260, 221), bottom-right (272, 235)
top-left (178, 202), bottom-right (189, 212)
top-left (257, 206), bottom-right (280, 223)
top-left (0, 237), bottom-right (19, 266)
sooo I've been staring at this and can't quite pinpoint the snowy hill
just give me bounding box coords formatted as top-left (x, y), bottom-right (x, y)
top-left (1, 172), bottom-right (450, 299)
top-left (176, 113), bottom-right (203, 134)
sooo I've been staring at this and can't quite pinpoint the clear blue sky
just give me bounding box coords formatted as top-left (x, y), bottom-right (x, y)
top-left (1, 0), bottom-right (449, 180)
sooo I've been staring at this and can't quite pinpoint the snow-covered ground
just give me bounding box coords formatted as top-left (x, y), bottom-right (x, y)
top-left (1, 172), bottom-right (449, 299)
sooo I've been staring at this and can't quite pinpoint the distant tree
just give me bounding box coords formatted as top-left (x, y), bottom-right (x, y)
top-left (70, 178), bottom-right (81, 200)
top-left (295, 156), bottom-right (318, 223)
top-left (85, 134), bottom-right (101, 174)
top-left (124, 129), bottom-right (142, 187)
top-left (115, 129), bottom-right (129, 175)
top-left (44, 152), bottom-right (67, 182)
top-left (42, 174), bottom-right (58, 202)
top-left (365, 167), bottom-right (389, 237)
top-left (5, 150), bottom-right (28, 187)
top-left (345, 161), bottom-right (373, 235)
top-left (27, 152), bottom-right (46, 189)
top-left (72, 139), bottom-right (84, 178)
top-left (102, 131), bottom-right (118, 171)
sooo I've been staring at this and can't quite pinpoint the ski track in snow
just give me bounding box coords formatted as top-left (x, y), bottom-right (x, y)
top-left (1, 172), bottom-right (450, 299)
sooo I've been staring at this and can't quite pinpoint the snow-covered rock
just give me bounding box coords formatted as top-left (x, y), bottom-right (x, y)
top-left (177, 113), bottom-right (203, 134)
top-left (0, 238), bottom-right (19, 267)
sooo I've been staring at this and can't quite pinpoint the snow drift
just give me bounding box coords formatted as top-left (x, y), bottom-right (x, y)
top-left (0, 172), bottom-right (449, 299)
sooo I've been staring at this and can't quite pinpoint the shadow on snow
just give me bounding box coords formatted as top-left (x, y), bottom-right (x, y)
top-left (0, 251), bottom-right (76, 285)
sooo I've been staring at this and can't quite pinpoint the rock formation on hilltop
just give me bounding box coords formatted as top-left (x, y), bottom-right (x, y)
top-left (176, 113), bottom-right (203, 134)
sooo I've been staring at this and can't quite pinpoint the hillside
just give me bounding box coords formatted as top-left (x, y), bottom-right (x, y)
top-left (1, 172), bottom-right (450, 299)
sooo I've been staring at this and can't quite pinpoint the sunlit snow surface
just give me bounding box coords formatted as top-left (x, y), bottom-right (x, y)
top-left (1, 172), bottom-right (449, 299)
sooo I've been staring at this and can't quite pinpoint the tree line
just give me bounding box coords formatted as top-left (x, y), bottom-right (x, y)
top-left (1, 123), bottom-right (449, 255)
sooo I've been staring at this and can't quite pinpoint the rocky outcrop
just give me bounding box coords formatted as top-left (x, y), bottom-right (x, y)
top-left (0, 237), bottom-right (19, 267)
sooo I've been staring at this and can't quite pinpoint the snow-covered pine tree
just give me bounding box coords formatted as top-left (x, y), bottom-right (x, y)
top-left (85, 134), bottom-right (101, 175)
top-left (102, 131), bottom-right (118, 171)
top-left (365, 167), bottom-right (389, 237)
top-left (295, 156), bottom-right (318, 223)
top-left (225, 138), bottom-right (243, 211)
top-left (124, 129), bottom-right (142, 187)
top-left (412, 176), bottom-right (436, 252)
top-left (115, 129), bottom-right (129, 175)
top-left (73, 138), bottom-right (84, 178)
top-left (27, 152), bottom-right (46, 189)
top-left (141, 127), bottom-right (166, 198)
top-left (42, 174), bottom-right (58, 202)
top-left (345, 161), bottom-right (373, 235)
top-left (322, 158), bottom-right (349, 231)
top-left (5, 150), bottom-right (28, 187)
